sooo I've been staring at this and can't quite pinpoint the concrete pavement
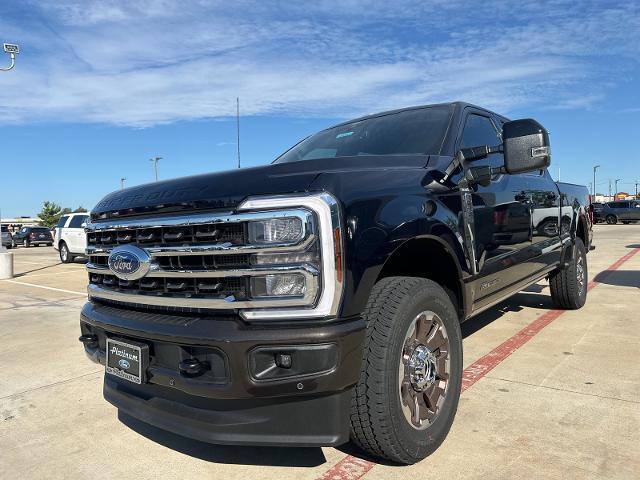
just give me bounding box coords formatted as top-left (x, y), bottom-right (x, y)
top-left (1, 225), bottom-right (638, 479)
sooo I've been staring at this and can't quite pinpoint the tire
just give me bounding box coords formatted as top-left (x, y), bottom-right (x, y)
top-left (606, 215), bottom-right (617, 225)
top-left (59, 242), bottom-right (74, 263)
top-left (350, 277), bottom-right (462, 464)
top-left (5, 243), bottom-right (11, 250)
top-left (549, 237), bottom-right (587, 310)
top-left (622, 221), bottom-right (630, 225)
top-left (23, 239), bottom-right (29, 248)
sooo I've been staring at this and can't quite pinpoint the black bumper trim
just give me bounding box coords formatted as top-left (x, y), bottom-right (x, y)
top-left (104, 376), bottom-right (352, 447)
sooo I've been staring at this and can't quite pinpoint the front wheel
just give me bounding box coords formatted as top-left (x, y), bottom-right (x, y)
top-left (606, 215), bottom-right (617, 225)
top-left (350, 277), bottom-right (462, 464)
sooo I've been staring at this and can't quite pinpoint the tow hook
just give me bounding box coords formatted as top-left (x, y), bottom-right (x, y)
top-left (178, 358), bottom-right (210, 377)
top-left (79, 334), bottom-right (99, 348)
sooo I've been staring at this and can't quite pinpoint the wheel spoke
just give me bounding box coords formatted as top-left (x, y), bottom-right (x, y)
top-left (426, 325), bottom-right (447, 350)
top-left (415, 314), bottom-right (431, 342)
top-left (424, 382), bottom-right (446, 413)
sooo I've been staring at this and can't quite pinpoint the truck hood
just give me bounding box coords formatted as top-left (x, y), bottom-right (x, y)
top-left (91, 155), bottom-right (431, 219)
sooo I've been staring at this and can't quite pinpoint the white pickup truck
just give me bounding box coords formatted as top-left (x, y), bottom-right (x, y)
top-left (53, 213), bottom-right (89, 263)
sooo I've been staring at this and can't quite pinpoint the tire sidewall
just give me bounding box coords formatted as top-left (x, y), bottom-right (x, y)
top-left (385, 283), bottom-right (463, 460)
top-left (573, 237), bottom-right (588, 306)
top-left (606, 215), bottom-right (617, 224)
top-left (60, 243), bottom-right (69, 263)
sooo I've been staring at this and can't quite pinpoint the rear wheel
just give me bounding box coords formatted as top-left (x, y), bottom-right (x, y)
top-left (23, 239), bottom-right (29, 248)
top-left (350, 277), bottom-right (462, 464)
top-left (550, 237), bottom-right (587, 309)
top-left (59, 242), bottom-right (74, 263)
top-left (606, 215), bottom-right (617, 225)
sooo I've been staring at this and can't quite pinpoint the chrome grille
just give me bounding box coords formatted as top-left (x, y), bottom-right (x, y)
top-left (85, 210), bottom-right (320, 311)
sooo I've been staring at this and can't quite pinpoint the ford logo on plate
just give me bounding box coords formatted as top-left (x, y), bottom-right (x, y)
top-left (118, 359), bottom-right (131, 369)
top-left (108, 245), bottom-right (151, 280)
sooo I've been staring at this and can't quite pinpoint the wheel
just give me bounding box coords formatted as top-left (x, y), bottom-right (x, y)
top-left (23, 239), bottom-right (29, 248)
top-left (11, 239), bottom-right (15, 248)
top-left (606, 215), bottom-right (617, 224)
top-left (59, 242), bottom-right (74, 263)
top-left (5, 242), bottom-right (11, 249)
top-left (622, 221), bottom-right (630, 225)
top-left (350, 277), bottom-right (462, 464)
top-left (550, 237), bottom-right (587, 310)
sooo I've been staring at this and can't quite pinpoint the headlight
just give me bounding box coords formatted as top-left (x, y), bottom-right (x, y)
top-left (248, 217), bottom-right (303, 244)
top-left (238, 192), bottom-right (344, 321)
top-left (251, 274), bottom-right (306, 297)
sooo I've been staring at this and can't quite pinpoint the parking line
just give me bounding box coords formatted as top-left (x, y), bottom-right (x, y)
top-left (317, 247), bottom-right (640, 480)
top-left (1, 280), bottom-right (86, 296)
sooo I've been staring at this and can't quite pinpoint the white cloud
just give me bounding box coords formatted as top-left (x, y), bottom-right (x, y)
top-left (0, 0), bottom-right (638, 126)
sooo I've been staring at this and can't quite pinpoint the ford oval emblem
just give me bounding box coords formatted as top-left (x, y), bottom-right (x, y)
top-left (118, 359), bottom-right (130, 369)
top-left (107, 245), bottom-right (152, 280)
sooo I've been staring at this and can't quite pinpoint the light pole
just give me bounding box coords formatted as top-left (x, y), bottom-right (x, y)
top-left (615, 178), bottom-right (622, 199)
top-left (149, 156), bottom-right (162, 182)
top-left (120, 177), bottom-right (126, 190)
top-left (0, 43), bottom-right (19, 279)
top-left (592, 165), bottom-right (600, 199)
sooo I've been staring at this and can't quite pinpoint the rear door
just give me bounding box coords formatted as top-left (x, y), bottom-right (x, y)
top-left (67, 214), bottom-right (89, 253)
top-left (55, 215), bottom-right (69, 247)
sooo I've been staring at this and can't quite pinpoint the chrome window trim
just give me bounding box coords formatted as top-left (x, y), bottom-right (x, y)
top-left (237, 192), bottom-right (343, 321)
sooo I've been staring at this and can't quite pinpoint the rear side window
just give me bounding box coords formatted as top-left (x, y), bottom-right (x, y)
top-left (609, 202), bottom-right (629, 208)
top-left (68, 215), bottom-right (88, 228)
top-left (57, 215), bottom-right (69, 228)
top-left (461, 114), bottom-right (501, 148)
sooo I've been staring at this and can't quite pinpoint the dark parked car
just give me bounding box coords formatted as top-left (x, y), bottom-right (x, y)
top-left (602, 200), bottom-right (640, 224)
top-left (12, 226), bottom-right (53, 247)
top-left (1, 225), bottom-right (12, 249)
top-left (592, 202), bottom-right (605, 223)
top-left (78, 102), bottom-right (592, 464)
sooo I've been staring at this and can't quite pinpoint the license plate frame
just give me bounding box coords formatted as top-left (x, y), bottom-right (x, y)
top-left (106, 337), bottom-right (149, 385)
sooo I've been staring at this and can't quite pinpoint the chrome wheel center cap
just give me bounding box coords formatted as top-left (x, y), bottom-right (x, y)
top-left (408, 345), bottom-right (437, 391)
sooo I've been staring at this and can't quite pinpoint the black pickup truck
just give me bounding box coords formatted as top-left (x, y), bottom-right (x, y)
top-left (79, 102), bottom-right (592, 464)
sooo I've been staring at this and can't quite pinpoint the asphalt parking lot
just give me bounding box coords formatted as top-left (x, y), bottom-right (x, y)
top-left (1, 225), bottom-right (639, 480)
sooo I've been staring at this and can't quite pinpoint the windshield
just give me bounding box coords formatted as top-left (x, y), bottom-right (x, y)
top-left (274, 105), bottom-right (452, 164)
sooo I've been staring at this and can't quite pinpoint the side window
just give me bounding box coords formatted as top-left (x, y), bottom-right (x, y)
top-left (68, 215), bottom-right (88, 228)
top-left (461, 114), bottom-right (501, 148)
top-left (57, 215), bottom-right (69, 228)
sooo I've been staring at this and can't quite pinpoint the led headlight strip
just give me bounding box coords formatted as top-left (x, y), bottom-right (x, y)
top-left (238, 192), bottom-right (343, 320)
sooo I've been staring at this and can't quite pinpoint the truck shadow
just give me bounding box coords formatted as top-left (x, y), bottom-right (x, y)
top-left (461, 287), bottom-right (553, 339)
top-left (118, 412), bottom-right (327, 467)
top-left (593, 270), bottom-right (640, 288)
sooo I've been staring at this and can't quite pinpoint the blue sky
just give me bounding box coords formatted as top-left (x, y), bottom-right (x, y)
top-left (1, 0), bottom-right (639, 217)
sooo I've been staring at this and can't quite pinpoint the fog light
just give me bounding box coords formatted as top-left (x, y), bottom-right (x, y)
top-left (251, 274), bottom-right (306, 297)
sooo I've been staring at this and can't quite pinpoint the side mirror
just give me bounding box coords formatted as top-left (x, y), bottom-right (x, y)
top-left (502, 119), bottom-right (550, 174)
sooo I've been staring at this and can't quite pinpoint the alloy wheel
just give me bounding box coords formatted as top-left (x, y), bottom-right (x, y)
top-left (398, 310), bottom-right (451, 430)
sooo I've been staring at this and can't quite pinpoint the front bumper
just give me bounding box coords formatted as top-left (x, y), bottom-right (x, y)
top-left (80, 301), bottom-right (365, 446)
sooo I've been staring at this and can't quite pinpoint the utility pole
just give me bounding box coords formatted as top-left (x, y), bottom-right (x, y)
top-left (149, 156), bottom-right (162, 182)
top-left (608, 179), bottom-right (612, 200)
top-left (236, 97), bottom-right (241, 169)
top-left (120, 177), bottom-right (126, 190)
top-left (592, 165), bottom-right (600, 199)
top-left (615, 178), bottom-right (622, 199)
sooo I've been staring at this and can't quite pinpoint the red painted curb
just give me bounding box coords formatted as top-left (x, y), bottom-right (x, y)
top-left (318, 247), bottom-right (639, 479)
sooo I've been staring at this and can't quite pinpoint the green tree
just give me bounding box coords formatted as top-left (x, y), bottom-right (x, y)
top-left (73, 206), bottom-right (88, 213)
top-left (38, 201), bottom-right (63, 228)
